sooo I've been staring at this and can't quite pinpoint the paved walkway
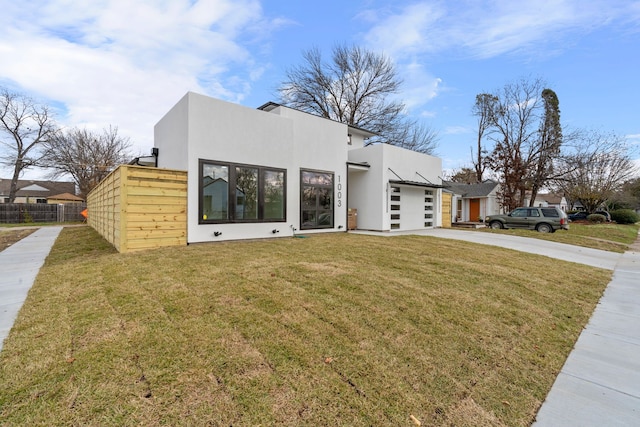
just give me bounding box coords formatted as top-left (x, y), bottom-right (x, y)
top-left (352, 228), bottom-right (640, 425)
top-left (0, 226), bottom-right (62, 352)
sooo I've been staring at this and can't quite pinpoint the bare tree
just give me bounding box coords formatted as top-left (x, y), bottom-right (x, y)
top-left (384, 119), bottom-right (439, 154)
top-left (0, 88), bottom-right (57, 202)
top-left (486, 78), bottom-right (544, 210)
top-left (471, 93), bottom-right (498, 182)
top-left (279, 44), bottom-right (438, 154)
top-left (41, 126), bottom-right (132, 198)
top-left (553, 130), bottom-right (637, 213)
top-left (483, 78), bottom-right (562, 210)
top-left (446, 166), bottom-right (479, 184)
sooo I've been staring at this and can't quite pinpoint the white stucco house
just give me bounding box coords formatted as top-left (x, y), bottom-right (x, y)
top-left (154, 92), bottom-right (443, 243)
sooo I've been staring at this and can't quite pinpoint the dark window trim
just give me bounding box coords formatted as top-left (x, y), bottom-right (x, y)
top-left (199, 159), bottom-right (287, 224)
top-left (300, 168), bottom-right (335, 230)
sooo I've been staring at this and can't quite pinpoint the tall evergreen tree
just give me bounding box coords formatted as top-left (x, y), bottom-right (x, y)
top-left (527, 89), bottom-right (563, 206)
top-left (471, 93), bottom-right (498, 182)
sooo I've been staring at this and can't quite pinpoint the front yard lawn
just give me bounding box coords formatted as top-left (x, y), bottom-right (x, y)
top-left (0, 227), bottom-right (612, 426)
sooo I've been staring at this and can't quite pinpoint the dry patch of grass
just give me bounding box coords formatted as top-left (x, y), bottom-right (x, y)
top-left (0, 228), bottom-right (37, 252)
top-left (0, 227), bottom-right (612, 426)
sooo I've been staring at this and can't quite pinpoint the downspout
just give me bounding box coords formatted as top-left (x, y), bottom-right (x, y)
top-left (345, 163), bottom-right (349, 232)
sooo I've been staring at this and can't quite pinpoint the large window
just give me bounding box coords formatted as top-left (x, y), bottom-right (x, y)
top-left (200, 159), bottom-right (286, 224)
top-left (300, 170), bottom-right (334, 229)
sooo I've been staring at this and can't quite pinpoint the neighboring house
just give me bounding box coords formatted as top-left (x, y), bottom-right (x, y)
top-left (47, 192), bottom-right (85, 205)
top-left (0, 179), bottom-right (76, 204)
top-left (443, 180), bottom-right (501, 222)
top-left (527, 193), bottom-right (568, 212)
top-left (154, 92), bottom-right (443, 243)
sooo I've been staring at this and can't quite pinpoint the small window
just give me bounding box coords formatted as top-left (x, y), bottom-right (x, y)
top-left (391, 223), bottom-right (400, 229)
top-left (264, 170), bottom-right (285, 220)
top-left (235, 166), bottom-right (258, 220)
top-left (391, 205), bottom-right (400, 211)
top-left (391, 195), bottom-right (401, 202)
top-left (301, 170), bottom-right (334, 229)
top-left (391, 214), bottom-right (400, 220)
top-left (541, 208), bottom-right (559, 217)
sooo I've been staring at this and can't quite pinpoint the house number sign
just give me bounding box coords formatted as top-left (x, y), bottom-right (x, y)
top-left (337, 175), bottom-right (342, 207)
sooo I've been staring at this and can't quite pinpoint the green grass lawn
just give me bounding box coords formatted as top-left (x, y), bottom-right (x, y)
top-left (478, 223), bottom-right (640, 253)
top-left (0, 227), bottom-right (613, 426)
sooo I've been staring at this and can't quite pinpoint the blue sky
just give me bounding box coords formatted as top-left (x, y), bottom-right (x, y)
top-left (1, 0), bottom-right (639, 179)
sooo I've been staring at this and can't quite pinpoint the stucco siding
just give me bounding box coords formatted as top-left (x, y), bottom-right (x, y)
top-left (348, 145), bottom-right (388, 231)
top-left (156, 93), bottom-right (350, 243)
top-left (154, 93), bottom-right (190, 171)
top-left (348, 144), bottom-right (442, 231)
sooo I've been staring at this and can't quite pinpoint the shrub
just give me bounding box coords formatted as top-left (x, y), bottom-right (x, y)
top-left (610, 209), bottom-right (640, 224)
top-left (587, 214), bottom-right (606, 223)
top-left (21, 210), bottom-right (34, 224)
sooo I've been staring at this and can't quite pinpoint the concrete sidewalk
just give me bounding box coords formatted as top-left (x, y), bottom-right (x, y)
top-left (0, 226), bottom-right (62, 352)
top-left (352, 228), bottom-right (640, 425)
top-left (533, 248), bottom-right (640, 426)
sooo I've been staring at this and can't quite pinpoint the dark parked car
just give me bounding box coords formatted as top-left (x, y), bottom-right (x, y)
top-left (485, 207), bottom-right (569, 233)
top-left (568, 211), bottom-right (611, 222)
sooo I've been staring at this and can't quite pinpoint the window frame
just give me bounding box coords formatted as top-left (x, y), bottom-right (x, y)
top-left (199, 159), bottom-right (287, 224)
top-left (300, 168), bottom-right (335, 230)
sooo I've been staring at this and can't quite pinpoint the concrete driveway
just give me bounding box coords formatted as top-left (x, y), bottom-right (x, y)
top-left (351, 227), bottom-right (621, 270)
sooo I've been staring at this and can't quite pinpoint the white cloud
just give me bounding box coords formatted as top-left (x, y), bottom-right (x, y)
top-left (627, 133), bottom-right (640, 145)
top-left (362, 0), bottom-right (640, 59)
top-left (443, 126), bottom-right (471, 135)
top-left (0, 0), bottom-right (279, 158)
top-left (400, 63), bottom-right (441, 110)
top-left (362, 3), bottom-right (445, 58)
top-left (359, 0), bottom-right (640, 114)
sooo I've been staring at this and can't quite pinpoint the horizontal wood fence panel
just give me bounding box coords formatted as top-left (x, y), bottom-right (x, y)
top-left (87, 165), bottom-right (187, 253)
top-left (126, 215), bottom-right (187, 225)
top-left (123, 204), bottom-right (187, 214)
top-left (125, 238), bottom-right (187, 251)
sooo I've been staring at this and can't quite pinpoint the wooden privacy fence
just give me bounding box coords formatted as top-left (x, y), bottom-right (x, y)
top-left (87, 165), bottom-right (187, 253)
top-left (441, 192), bottom-right (452, 228)
top-left (0, 203), bottom-right (86, 223)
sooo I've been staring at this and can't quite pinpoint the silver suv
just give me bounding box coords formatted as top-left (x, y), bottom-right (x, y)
top-left (485, 207), bottom-right (569, 233)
